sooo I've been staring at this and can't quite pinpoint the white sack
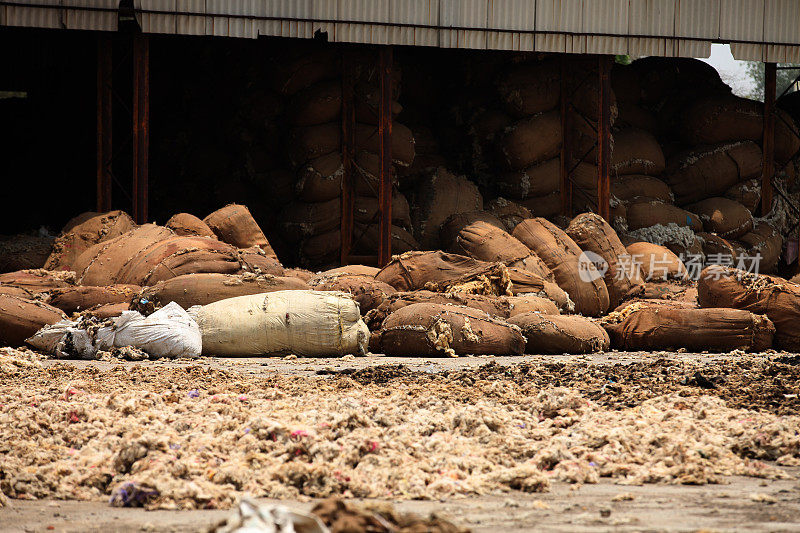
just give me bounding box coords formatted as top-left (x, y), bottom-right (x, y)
top-left (189, 290), bottom-right (369, 357)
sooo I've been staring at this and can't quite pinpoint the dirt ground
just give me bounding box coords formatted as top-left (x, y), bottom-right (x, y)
top-left (2, 351), bottom-right (800, 532)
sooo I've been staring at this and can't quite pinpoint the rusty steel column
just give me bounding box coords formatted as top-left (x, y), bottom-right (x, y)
top-left (340, 49), bottom-right (356, 265)
top-left (96, 34), bottom-right (113, 212)
top-left (132, 34), bottom-right (150, 225)
top-left (596, 55), bottom-right (612, 221)
top-left (761, 62), bottom-right (776, 215)
top-left (559, 54), bottom-right (572, 217)
top-left (377, 46), bottom-right (393, 267)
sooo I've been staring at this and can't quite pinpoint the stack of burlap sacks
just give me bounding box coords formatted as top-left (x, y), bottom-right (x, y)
top-left (276, 47), bottom-right (419, 267)
top-left (611, 58), bottom-right (800, 273)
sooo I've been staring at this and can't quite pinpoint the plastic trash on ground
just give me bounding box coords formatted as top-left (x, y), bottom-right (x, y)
top-left (26, 301), bottom-right (201, 359)
top-left (211, 498), bottom-right (329, 533)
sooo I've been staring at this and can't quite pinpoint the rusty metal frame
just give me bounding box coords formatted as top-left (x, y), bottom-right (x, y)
top-left (596, 55), bottom-right (612, 221)
top-left (377, 46), bottom-right (393, 266)
top-left (340, 48), bottom-right (356, 265)
top-left (761, 62), bottom-right (776, 215)
top-left (132, 34), bottom-right (150, 224)
top-left (96, 33), bottom-right (113, 212)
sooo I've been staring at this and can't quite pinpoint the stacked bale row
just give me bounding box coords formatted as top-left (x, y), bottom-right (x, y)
top-left (277, 47), bottom-right (418, 267)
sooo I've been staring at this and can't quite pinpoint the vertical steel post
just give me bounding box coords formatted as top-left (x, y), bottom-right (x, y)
top-left (559, 54), bottom-right (572, 217)
top-left (96, 34), bottom-right (112, 212)
top-left (597, 55), bottom-right (612, 221)
top-left (340, 49), bottom-right (356, 265)
top-left (761, 62), bottom-right (776, 215)
top-left (377, 46), bottom-right (393, 267)
top-left (132, 34), bottom-right (150, 225)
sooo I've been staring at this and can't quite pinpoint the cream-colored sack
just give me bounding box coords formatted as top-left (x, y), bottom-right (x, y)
top-left (189, 290), bottom-right (369, 357)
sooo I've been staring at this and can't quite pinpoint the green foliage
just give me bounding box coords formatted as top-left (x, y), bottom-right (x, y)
top-left (615, 55), bottom-right (632, 65)
top-left (743, 62), bottom-right (800, 101)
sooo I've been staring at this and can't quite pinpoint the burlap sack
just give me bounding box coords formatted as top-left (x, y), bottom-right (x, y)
top-left (288, 123), bottom-right (341, 167)
top-left (376, 303), bottom-right (525, 357)
top-left (268, 47), bottom-right (339, 96)
top-left (351, 223), bottom-right (419, 256)
top-left (45, 210), bottom-right (136, 272)
top-left (204, 204), bottom-right (277, 257)
top-left (237, 248), bottom-right (285, 277)
top-left (48, 284), bottom-right (140, 315)
top-left (605, 306), bottom-right (774, 352)
top-left (354, 192), bottom-right (412, 229)
top-left (354, 122), bottom-right (415, 168)
top-left (616, 103), bottom-right (658, 132)
top-left (625, 201), bottom-right (703, 232)
top-left (610, 128), bottom-right (665, 176)
top-left (439, 211), bottom-right (506, 250)
top-left (295, 152), bottom-right (343, 203)
top-left (724, 178), bottom-right (761, 214)
top-left (286, 79), bottom-right (341, 126)
top-left (165, 213), bottom-right (217, 238)
top-left (496, 59), bottom-right (560, 117)
top-left (566, 212), bottom-right (645, 308)
top-left (697, 265), bottom-right (800, 349)
top-left (135, 273), bottom-right (308, 311)
top-left (737, 221), bottom-right (782, 274)
top-left (0, 294), bottom-right (66, 347)
top-left (518, 191), bottom-right (562, 219)
top-left (684, 197), bottom-right (753, 239)
top-left (500, 110), bottom-right (562, 170)
top-left (625, 242), bottom-right (687, 281)
top-left (664, 141), bottom-right (762, 204)
top-left (513, 218), bottom-right (610, 316)
top-left (281, 198), bottom-right (341, 242)
top-left (496, 157), bottom-right (560, 200)
top-left (508, 313), bottom-right (610, 354)
top-left (485, 197), bottom-right (534, 233)
top-left (308, 274), bottom-right (396, 314)
top-left (313, 265), bottom-right (379, 279)
top-left (697, 232), bottom-right (738, 261)
top-left (612, 175), bottom-right (673, 205)
top-left (0, 269), bottom-right (75, 293)
top-left (505, 267), bottom-right (573, 312)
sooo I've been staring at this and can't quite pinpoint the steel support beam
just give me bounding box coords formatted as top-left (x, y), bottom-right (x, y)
top-left (340, 49), bottom-right (356, 265)
top-left (132, 34), bottom-right (150, 225)
top-left (377, 46), bottom-right (393, 267)
top-left (559, 55), bottom-right (572, 217)
top-left (596, 56), bottom-right (612, 221)
top-left (96, 34), bottom-right (112, 212)
top-left (761, 62), bottom-right (776, 215)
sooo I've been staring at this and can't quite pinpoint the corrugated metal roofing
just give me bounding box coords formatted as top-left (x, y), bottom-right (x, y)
top-left (1, 0), bottom-right (799, 61)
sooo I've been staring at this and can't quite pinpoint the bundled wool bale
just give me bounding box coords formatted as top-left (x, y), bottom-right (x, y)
top-left (566, 213), bottom-right (645, 308)
top-left (409, 168), bottom-right (483, 250)
top-left (724, 178), bottom-right (761, 214)
top-left (616, 103), bottom-right (658, 132)
top-left (697, 232), bottom-right (738, 261)
top-left (45, 210), bottom-right (135, 272)
top-left (313, 265), bottom-right (380, 279)
top-left (610, 128), bottom-right (665, 176)
top-left (439, 211), bottom-right (506, 250)
top-left (502, 294), bottom-right (560, 316)
top-left (300, 229), bottom-right (341, 265)
top-left (626, 201), bottom-right (702, 232)
top-left (281, 198), bottom-right (341, 242)
top-left (48, 284), bottom-right (140, 315)
top-left (79, 302), bottom-right (129, 319)
top-left (203, 204), bottom-right (277, 258)
top-left (190, 290), bottom-right (368, 357)
top-left (0, 269), bottom-right (75, 293)
top-left (269, 47), bottom-right (340, 96)
top-left (0, 233), bottom-right (54, 273)
top-left (605, 305), bottom-right (773, 352)
top-left (165, 213), bottom-right (217, 238)
top-left (286, 79), bottom-right (341, 126)
top-left (505, 267), bottom-right (573, 311)
top-left (612, 175), bottom-right (673, 205)
top-left (133, 273), bottom-right (309, 311)
top-left (663, 141), bottom-right (762, 204)
top-left (611, 63), bottom-right (642, 103)
top-left (610, 298), bottom-right (697, 313)
top-left (496, 157), bottom-right (560, 200)
top-left (698, 265), bottom-right (800, 349)
top-left (496, 59), bottom-right (560, 117)
top-left (284, 268), bottom-right (315, 283)
top-left (308, 273), bottom-right (396, 313)
top-left (684, 197), bottom-right (753, 239)
top-left (294, 152), bottom-right (343, 203)
top-left (375, 251), bottom-right (511, 296)
top-left (375, 303), bottom-right (525, 357)
top-left (351, 223), bottom-right (419, 256)
top-left (518, 191), bottom-right (561, 219)
top-left (354, 192), bottom-right (412, 229)
top-left (452, 221), bottom-right (555, 281)
top-left (513, 218), bottom-right (610, 316)
top-left (625, 242), bottom-right (687, 281)
top-left (288, 122), bottom-right (341, 167)
top-left (0, 285), bottom-right (35, 299)
top-left (355, 122), bottom-right (416, 168)
top-left (737, 221), bottom-right (783, 274)
top-left (0, 294), bottom-right (66, 347)
top-left (507, 313), bottom-right (610, 354)
top-left (485, 197), bottom-right (534, 232)
top-left (499, 110), bottom-right (562, 170)
top-left (237, 248), bottom-right (285, 276)
top-left (632, 57), bottom-right (731, 107)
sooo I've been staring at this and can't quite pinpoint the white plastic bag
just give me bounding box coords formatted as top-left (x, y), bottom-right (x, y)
top-left (189, 290), bottom-right (369, 357)
top-left (27, 302), bottom-right (201, 359)
top-left (211, 498), bottom-right (328, 533)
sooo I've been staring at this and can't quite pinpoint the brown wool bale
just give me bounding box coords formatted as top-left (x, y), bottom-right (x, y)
top-left (45, 210), bottom-right (136, 272)
top-left (611, 63), bottom-right (642, 103)
top-left (0, 285), bottom-right (35, 299)
top-left (508, 313), bottom-right (610, 354)
top-left (237, 248), bottom-right (285, 276)
top-left (626, 201), bottom-right (703, 232)
top-left (376, 303), bottom-right (525, 357)
top-left (135, 273), bottom-right (308, 310)
top-left (439, 211), bottom-right (506, 250)
top-left (566, 213), bottom-right (645, 308)
top-left (281, 198), bottom-right (341, 242)
top-left (496, 59), bottom-right (560, 117)
top-left (355, 122), bottom-right (415, 168)
top-left (611, 298), bottom-right (698, 313)
top-left (518, 191), bottom-right (562, 219)
top-left (79, 302), bottom-right (129, 319)
top-left (502, 294), bottom-right (560, 317)
top-left (500, 110), bottom-right (562, 170)
top-left (505, 267), bottom-right (573, 312)
top-left (354, 193), bottom-right (412, 229)
top-left (308, 274), bottom-right (396, 314)
top-left (204, 204), bottom-right (276, 257)
top-left (409, 168), bottom-right (483, 250)
top-left (485, 198), bottom-right (533, 233)
top-left (0, 234), bottom-right (54, 273)
top-left (295, 152), bottom-right (344, 203)
top-left (697, 232), bottom-right (738, 261)
top-left (616, 103), bottom-right (658, 132)
top-left (684, 197), bottom-right (753, 239)
top-left (286, 79), bottom-right (341, 126)
top-left (288, 123), bottom-right (341, 167)
top-left (351, 224), bottom-right (419, 256)
top-left (611, 128), bottom-right (665, 176)
top-left (737, 222), bottom-right (783, 274)
top-left (0, 269), bottom-right (75, 293)
top-left (300, 229), bottom-right (341, 265)
top-left (513, 218), bottom-right (610, 316)
top-left (698, 265), bottom-right (800, 350)
top-left (625, 242), bottom-right (687, 281)
top-left (496, 157), bottom-right (560, 200)
top-left (269, 47), bottom-right (340, 96)
top-left (313, 265), bottom-right (379, 279)
top-left (605, 306), bottom-right (774, 352)
top-left (284, 268), bottom-right (315, 283)
top-left (612, 175), bottom-right (673, 205)
top-left (48, 284), bottom-right (140, 315)
top-left (0, 294), bottom-right (66, 347)
top-left (639, 280), bottom-right (695, 301)
top-left (165, 213), bottom-right (217, 238)
top-left (724, 179), bottom-right (761, 214)
top-left (663, 141), bottom-right (762, 204)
